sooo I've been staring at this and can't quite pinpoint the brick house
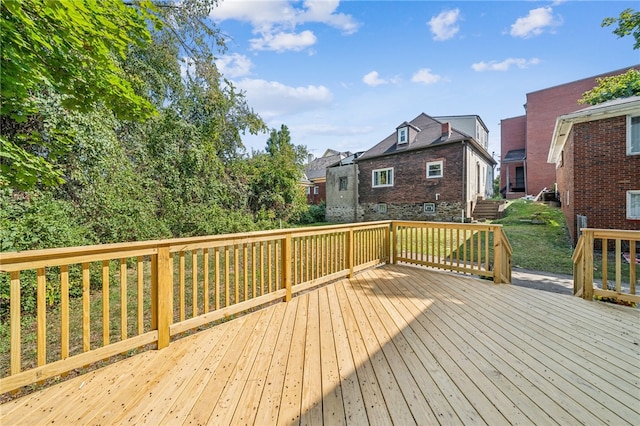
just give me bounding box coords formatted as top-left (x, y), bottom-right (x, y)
top-left (548, 96), bottom-right (640, 245)
top-left (501, 66), bottom-right (639, 199)
top-left (352, 113), bottom-right (496, 222)
top-left (305, 149), bottom-right (351, 204)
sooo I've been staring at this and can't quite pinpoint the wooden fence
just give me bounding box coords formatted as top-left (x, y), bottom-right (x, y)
top-left (392, 221), bottom-right (512, 284)
top-left (0, 220), bottom-right (510, 393)
top-left (573, 229), bottom-right (639, 305)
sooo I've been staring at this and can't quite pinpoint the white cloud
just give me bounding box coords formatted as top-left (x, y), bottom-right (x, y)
top-left (215, 53), bottom-right (253, 78)
top-left (471, 58), bottom-right (540, 72)
top-left (234, 78), bottom-right (333, 119)
top-left (510, 7), bottom-right (560, 38)
top-left (362, 71), bottom-right (401, 87)
top-left (250, 30), bottom-right (317, 52)
top-left (362, 71), bottom-right (386, 87)
top-left (428, 9), bottom-right (461, 41)
top-left (411, 68), bottom-right (442, 85)
top-left (211, 0), bottom-right (359, 52)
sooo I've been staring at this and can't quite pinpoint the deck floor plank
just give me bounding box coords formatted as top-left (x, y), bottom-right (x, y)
top-left (316, 286), bottom-right (346, 426)
top-left (432, 272), bottom-right (640, 421)
top-left (410, 268), bottom-right (636, 425)
top-left (2, 265), bottom-right (639, 426)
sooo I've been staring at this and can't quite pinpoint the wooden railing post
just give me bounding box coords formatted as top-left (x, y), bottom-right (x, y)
top-left (155, 244), bottom-right (172, 349)
top-left (493, 227), bottom-right (502, 284)
top-left (391, 223), bottom-right (397, 264)
top-left (347, 228), bottom-right (354, 278)
top-left (583, 230), bottom-right (594, 301)
top-left (282, 234), bottom-right (292, 302)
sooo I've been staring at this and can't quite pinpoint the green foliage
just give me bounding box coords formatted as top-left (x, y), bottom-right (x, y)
top-left (297, 202), bottom-right (327, 224)
top-left (578, 68), bottom-right (640, 105)
top-left (0, 189), bottom-right (94, 316)
top-left (602, 8), bottom-right (640, 50)
top-left (1, 0), bottom-right (158, 190)
top-left (248, 125), bottom-right (308, 222)
top-left (579, 68), bottom-right (640, 105)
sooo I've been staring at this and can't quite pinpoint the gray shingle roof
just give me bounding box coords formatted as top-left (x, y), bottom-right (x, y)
top-left (305, 151), bottom-right (352, 180)
top-left (356, 113), bottom-right (471, 161)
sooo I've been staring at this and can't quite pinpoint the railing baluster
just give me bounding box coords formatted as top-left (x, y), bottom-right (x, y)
top-left (136, 258), bottom-right (143, 335)
top-left (10, 271), bottom-right (21, 375)
top-left (203, 249), bottom-right (209, 313)
top-left (37, 268), bottom-right (47, 365)
top-left (102, 260), bottom-right (110, 346)
top-left (120, 259), bottom-right (127, 340)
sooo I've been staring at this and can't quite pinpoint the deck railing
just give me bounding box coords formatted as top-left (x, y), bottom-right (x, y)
top-left (573, 229), bottom-right (639, 305)
top-left (392, 221), bottom-right (512, 284)
top-left (0, 220), bottom-right (509, 393)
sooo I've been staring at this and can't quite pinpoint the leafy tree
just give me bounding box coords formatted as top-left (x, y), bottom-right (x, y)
top-left (1, 0), bottom-right (158, 190)
top-left (602, 8), bottom-right (640, 50)
top-left (249, 125), bottom-right (308, 221)
top-left (579, 68), bottom-right (640, 105)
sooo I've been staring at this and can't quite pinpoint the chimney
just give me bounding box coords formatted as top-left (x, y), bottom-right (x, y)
top-left (307, 153), bottom-right (314, 163)
top-left (441, 122), bottom-right (451, 139)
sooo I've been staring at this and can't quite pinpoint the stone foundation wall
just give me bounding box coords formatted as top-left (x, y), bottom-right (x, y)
top-left (361, 201), bottom-right (465, 222)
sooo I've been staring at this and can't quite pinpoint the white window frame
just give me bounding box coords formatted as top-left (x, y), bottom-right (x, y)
top-left (372, 167), bottom-right (394, 187)
top-left (628, 115), bottom-right (640, 156)
top-left (305, 187), bottom-right (311, 195)
top-left (313, 186), bottom-right (319, 195)
top-left (398, 128), bottom-right (407, 145)
top-left (627, 190), bottom-right (640, 219)
top-left (426, 160), bottom-right (443, 179)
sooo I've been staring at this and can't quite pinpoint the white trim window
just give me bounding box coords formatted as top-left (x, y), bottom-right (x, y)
top-left (627, 190), bottom-right (640, 219)
top-left (372, 168), bottom-right (394, 187)
top-left (313, 186), bottom-right (319, 195)
top-left (628, 115), bottom-right (640, 155)
top-left (426, 160), bottom-right (443, 178)
top-left (398, 128), bottom-right (408, 145)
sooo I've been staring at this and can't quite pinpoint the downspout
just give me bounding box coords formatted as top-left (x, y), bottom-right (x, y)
top-left (462, 141), bottom-right (467, 221)
top-left (354, 163), bottom-right (359, 222)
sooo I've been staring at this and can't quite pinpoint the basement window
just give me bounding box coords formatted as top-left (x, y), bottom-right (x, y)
top-left (377, 203), bottom-right (387, 214)
top-left (424, 203), bottom-right (436, 214)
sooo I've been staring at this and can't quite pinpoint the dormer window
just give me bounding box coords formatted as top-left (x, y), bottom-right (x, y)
top-left (398, 127), bottom-right (408, 145)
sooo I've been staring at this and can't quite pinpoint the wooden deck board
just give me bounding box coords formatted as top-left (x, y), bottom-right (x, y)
top-left (2, 264), bottom-right (639, 425)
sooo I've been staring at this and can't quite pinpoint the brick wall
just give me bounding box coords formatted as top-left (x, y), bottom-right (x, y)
top-left (500, 115), bottom-right (526, 193)
top-left (307, 181), bottom-right (326, 205)
top-left (524, 67), bottom-right (638, 197)
top-left (556, 133), bottom-right (575, 241)
top-left (357, 143), bottom-right (465, 221)
top-left (571, 116), bottom-right (640, 244)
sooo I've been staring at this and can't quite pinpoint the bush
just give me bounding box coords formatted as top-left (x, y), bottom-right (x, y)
top-left (0, 189), bottom-right (95, 317)
top-left (296, 202), bottom-right (326, 224)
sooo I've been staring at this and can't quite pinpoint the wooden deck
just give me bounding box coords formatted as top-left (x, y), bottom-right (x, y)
top-left (1, 265), bottom-right (639, 425)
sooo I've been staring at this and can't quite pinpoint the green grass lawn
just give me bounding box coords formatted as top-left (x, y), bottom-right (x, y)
top-left (491, 199), bottom-right (575, 275)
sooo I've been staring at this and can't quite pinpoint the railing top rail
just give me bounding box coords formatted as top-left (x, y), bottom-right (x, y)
top-left (578, 228), bottom-right (640, 240)
top-left (392, 220), bottom-right (504, 231)
top-left (0, 221), bottom-right (394, 270)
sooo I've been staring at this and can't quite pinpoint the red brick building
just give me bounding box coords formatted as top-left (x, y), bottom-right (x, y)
top-left (501, 66), bottom-right (639, 199)
top-left (355, 113), bottom-right (496, 221)
top-left (548, 96), bottom-right (640, 245)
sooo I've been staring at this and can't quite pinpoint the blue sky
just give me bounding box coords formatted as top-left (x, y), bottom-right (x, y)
top-left (209, 0), bottom-right (639, 160)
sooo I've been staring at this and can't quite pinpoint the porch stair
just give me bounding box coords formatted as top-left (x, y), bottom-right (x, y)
top-left (473, 199), bottom-right (506, 220)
